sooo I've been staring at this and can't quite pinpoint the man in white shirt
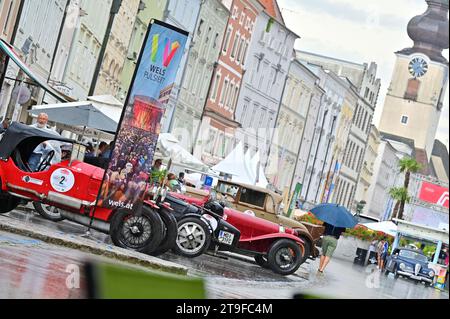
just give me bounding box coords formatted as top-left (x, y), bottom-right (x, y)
top-left (29, 113), bottom-right (61, 171)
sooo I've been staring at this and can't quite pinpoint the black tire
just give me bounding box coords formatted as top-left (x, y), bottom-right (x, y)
top-left (150, 208), bottom-right (178, 256)
top-left (384, 269), bottom-right (390, 276)
top-left (254, 255), bottom-right (270, 269)
top-left (298, 236), bottom-right (312, 262)
top-left (0, 193), bottom-right (20, 214)
top-left (394, 267), bottom-right (400, 279)
top-left (33, 202), bottom-right (65, 222)
top-left (267, 239), bottom-right (303, 276)
top-left (110, 206), bottom-right (164, 254)
top-left (173, 217), bottom-right (211, 258)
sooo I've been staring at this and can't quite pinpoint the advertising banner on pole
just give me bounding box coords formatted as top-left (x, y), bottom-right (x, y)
top-left (287, 183), bottom-right (302, 218)
top-left (97, 20), bottom-right (188, 210)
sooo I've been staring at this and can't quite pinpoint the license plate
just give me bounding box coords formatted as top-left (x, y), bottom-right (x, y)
top-left (410, 275), bottom-right (422, 280)
top-left (218, 230), bottom-right (234, 245)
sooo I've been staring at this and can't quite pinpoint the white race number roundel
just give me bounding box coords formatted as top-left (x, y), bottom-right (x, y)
top-left (50, 168), bottom-right (75, 193)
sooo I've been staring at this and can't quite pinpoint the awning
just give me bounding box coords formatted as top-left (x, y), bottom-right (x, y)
top-left (0, 39), bottom-right (72, 103)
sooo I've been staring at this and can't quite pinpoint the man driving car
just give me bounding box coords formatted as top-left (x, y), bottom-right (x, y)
top-left (28, 113), bottom-right (61, 171)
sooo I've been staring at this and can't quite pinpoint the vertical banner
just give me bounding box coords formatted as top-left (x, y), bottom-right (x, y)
top-left (287, 183), bottom-right (303, 218)
top-left (97, 20), bottom-right (188, 210)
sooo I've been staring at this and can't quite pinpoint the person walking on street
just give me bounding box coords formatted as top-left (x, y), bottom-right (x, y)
top-left (377, 238), bottom-right (389, 271)
top-left (318, 222), bottom-right (346, 274)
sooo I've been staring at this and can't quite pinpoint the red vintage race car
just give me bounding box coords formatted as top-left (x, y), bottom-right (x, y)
top-left (168, 192), bottom-right (306, 275)
top-left (0, 123), bottom-right (176, 254)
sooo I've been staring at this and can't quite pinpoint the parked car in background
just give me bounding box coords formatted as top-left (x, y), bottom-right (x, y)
top-left (384, 248), bottom-right (435, 286)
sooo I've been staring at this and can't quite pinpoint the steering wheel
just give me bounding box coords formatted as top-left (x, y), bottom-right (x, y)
top-left (36, 150), bottom-right (55, 172)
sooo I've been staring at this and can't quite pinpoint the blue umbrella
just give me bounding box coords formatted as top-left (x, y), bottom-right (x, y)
top-left (310, 203), bottom-right (358, 228)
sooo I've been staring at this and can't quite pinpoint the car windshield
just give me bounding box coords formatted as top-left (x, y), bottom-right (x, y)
top-left (217, 183), bottom-right (239, 199)
top-left (399, 250), bottom-right (428, 263)
top-left (239, 188), bottom-right (265, 208)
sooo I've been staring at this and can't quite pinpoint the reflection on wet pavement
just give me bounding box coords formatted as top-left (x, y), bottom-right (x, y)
top-left (0, 232), bottom-right (87, 299)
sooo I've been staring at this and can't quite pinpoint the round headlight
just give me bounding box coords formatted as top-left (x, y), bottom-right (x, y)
top-left (429, 270), bottom-right (435, 277)
top-left (399, 263), bottom-right (406, 270)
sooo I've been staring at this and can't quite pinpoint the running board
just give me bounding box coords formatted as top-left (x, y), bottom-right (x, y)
top-left (59, 210), bottom-right (110, 234)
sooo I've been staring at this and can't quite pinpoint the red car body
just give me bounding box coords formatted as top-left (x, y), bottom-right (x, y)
top-left (169, 193), bottom-right (305, 256)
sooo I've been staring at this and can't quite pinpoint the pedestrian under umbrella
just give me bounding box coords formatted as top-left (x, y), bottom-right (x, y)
top-left (310, 204), bottom-right (358, 274)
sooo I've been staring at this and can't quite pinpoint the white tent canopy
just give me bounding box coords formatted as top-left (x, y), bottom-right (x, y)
top-left (363, 221), bottom-right (398, 237)
top-left (212, 142), bottom-right (269, 187)
top-left (157, 133), bottom-right (210, 173)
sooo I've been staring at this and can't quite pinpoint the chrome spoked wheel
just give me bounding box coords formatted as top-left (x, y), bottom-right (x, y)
top-left (120, 215), bottom-right (153, 249)
top-left (174, 217), bottom-right (211, 258)
top-left (274, 247), bottom-right (296, 270)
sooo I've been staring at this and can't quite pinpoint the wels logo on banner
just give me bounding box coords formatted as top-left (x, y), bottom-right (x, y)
top-left (419, 181), bottom-right (449, 208)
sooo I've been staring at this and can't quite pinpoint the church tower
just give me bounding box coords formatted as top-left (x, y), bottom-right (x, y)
top-left (378, 0), bottom-right (449, 160)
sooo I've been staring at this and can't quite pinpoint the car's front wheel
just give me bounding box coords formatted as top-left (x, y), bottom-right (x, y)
top-left (173, 217), bottom-right (211, 258)
top-left (110, 206), bottom-right (164, 254)
top-left (0, 193), bottom-right (20, 214)
top-left (150, 208), bottom-right (178, 256)
top-left (33, 202), bottom-right (65, 222)
top-left (394, 267), bottom-right (400, 279)
top-left (267, 239), bottom-right (303, 276)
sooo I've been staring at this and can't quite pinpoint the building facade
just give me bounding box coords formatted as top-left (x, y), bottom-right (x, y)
top-left (296, 51), bottom-right (381, 210)
top-left (94, 0), bottom-right (140, 97)
top-left (354, 124), bottom-right (381, 209)
top-left (170, 0), bottom-right (229, 151)
top-left (364, 139), bottom-right (401, 220)
top-left (118, 0), bottom-right (166, 102)
top-left (378, 0), bottom-right (448, 160)
top-left (267, 59), bottom-right (320, 192)
top-left (159, 0), bottom-right (201, 133)
top-left (298, 64), bottom-right (345, 209)
top-left (59, 0), bottom-right (112, 100)
top-left (194, 0), bottom-right (263, 166)
top-left (234, 7), bottom-right (298, 169)
top-left (1, 0), bottom-right (69, 123)
top-left (0, 0), bottom-right (22, 117)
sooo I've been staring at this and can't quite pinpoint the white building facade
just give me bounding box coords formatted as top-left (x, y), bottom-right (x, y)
top-left (266, 59), bottom-right (320, 192)
top-left (234, 10), bottom-right (298, 167)
top-left (298, 65), bottom-right (346, 209)
top-left (160, 0), bottom-right (201, 133)
top-left (170, 0), bottom-right (229, 150)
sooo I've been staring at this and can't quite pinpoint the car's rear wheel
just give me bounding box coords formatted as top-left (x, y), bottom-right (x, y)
top-left (150, 208), bottom-right (178, 256)
top-left (0, 193), bottom-right (20, 214)
top-left (33, 202), bottom-right (65, 222)
top-left (110, 206), bottom-right (164, 254)
top-left (254, 255), bottom-right (270, 269)
top-left (267, 239), bottom-right (303, 276)
top-left (173, 217), bottom-right (211, 258)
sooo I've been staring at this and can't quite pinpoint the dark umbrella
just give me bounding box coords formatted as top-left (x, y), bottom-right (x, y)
top-left (310, 203), bottom-right (358, 228)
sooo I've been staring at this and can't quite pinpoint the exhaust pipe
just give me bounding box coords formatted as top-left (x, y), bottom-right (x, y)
top-left (60, 210), bottom-right (110, 234)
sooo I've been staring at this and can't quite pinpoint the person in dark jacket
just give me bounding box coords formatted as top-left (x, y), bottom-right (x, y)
top-left (318, 222), bottom-right (346, 274)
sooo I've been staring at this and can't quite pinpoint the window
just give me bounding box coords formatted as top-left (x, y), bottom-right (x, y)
top-left (404, 78), bottom-right (420, 101)
top-left (241, 41), bottom-right (249, 66)
top-left (222, 27), bottom-right (232, 53)
top-left (231, 34), bottom-right (239, 59)
top-left (197, 19), bottom-right (204, 35)
top-left (213, 33), bottom-right (219, 49)
top-left (401, 115), bottom-right (408, 125)
top-left (220, 79), bottom-right (229, 105)
top-left (226, 83), bottom-right (234, 108)
top-left (239, 188), bottom-right (266, 208)
top-left (232, 85), bottom-right (239, 110)
top-left (2, 1), bottom-right (13, 35)
top-left (211, 73), bottom-right (220, 101)
top-left (236, 37), bottom-right (244, 63)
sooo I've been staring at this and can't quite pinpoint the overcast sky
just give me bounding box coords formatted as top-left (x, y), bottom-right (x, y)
top-left (278, 0), bottom-right (449, 151)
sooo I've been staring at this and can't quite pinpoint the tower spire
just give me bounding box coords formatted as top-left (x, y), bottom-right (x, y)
top-left (398, 0), bottom-right (449, 63)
